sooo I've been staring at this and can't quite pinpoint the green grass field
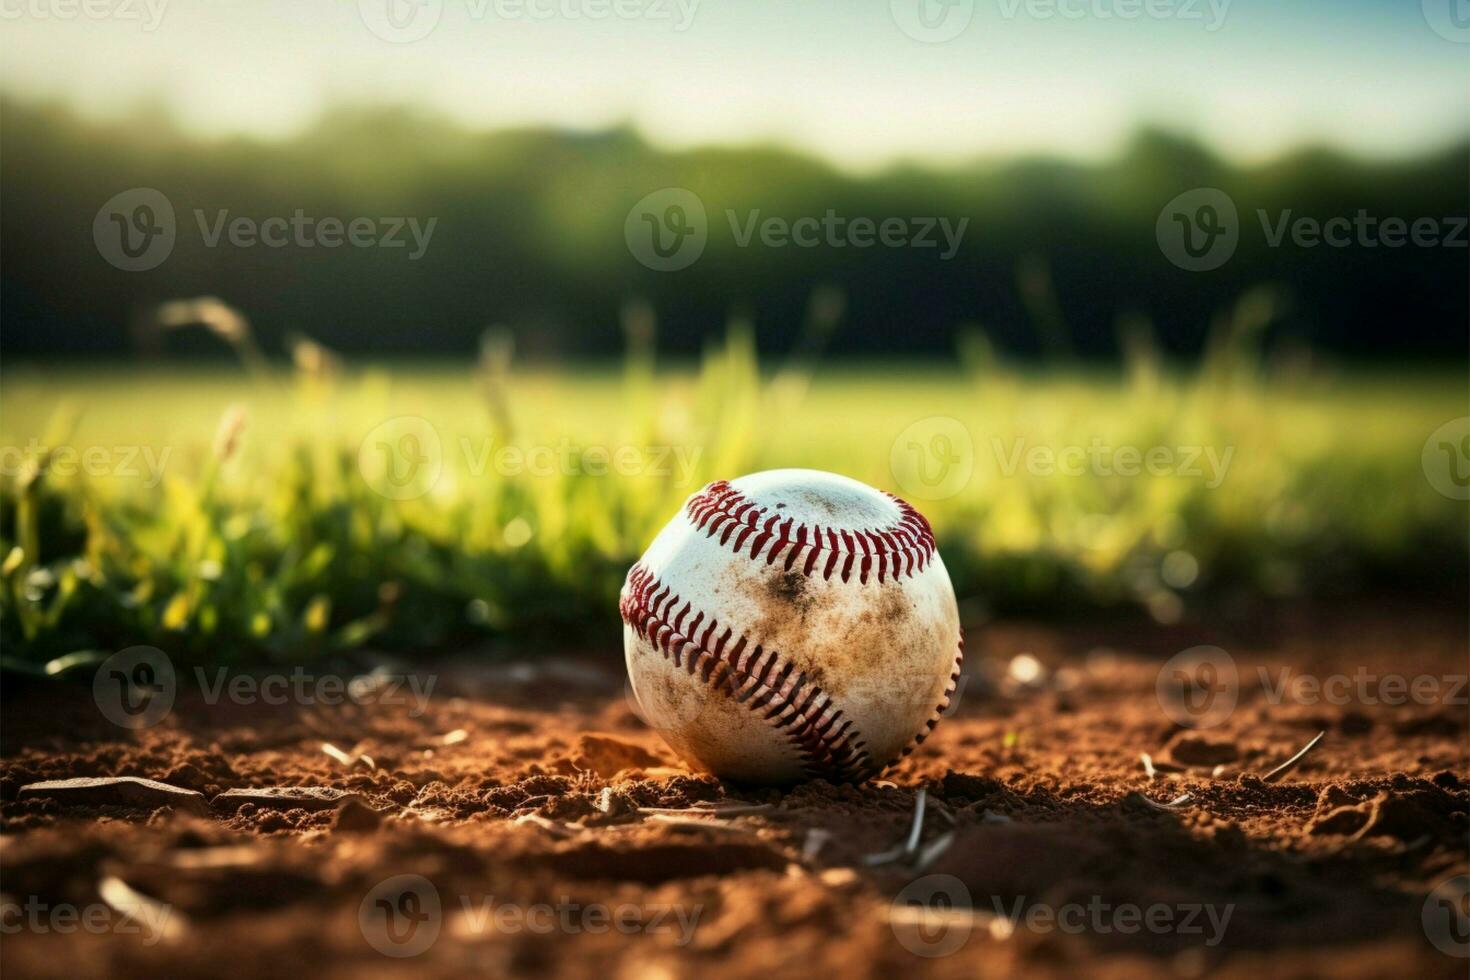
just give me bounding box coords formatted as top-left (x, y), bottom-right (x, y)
top-left (2, 323), bottom-right (1464, 669)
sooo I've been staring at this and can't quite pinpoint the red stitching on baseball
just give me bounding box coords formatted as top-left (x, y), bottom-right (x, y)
top-left (894, 630), bottom-right (964, 763)
top-left (684, 481), bottom-right (937, 584)
top-left (620, 563), bottom-right (873, 781)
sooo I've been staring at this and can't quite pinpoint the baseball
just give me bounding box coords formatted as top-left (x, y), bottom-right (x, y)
top-left (620, 469), bottom-right (963, 785)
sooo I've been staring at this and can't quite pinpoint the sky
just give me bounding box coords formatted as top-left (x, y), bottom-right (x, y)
top-left (1, 0), bottom-right (1466, 169)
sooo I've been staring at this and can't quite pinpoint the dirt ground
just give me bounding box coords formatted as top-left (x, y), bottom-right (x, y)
top-left (2, 602), bottom-right (1467, 979)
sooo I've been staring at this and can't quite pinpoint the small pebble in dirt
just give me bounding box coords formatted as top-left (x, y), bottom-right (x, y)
top-left (255, 811), bottom-right (293, 833)
top-left (818, 867), bottom-right (857, 888)
top-left (18, 777), bottom-right (210, 815)
top-left (596, 787), bottom-right (635, 817)
top-left (332, 798), bottom-right (383, 833)
top-left (213, 787), bottom-right (365, 812)
top-left (1164, 734), bottom-right (1240, 767)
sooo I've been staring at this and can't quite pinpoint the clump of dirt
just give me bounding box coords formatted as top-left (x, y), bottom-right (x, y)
top-left (1, 604), bottom-right (1466, 979)
top-left (1305, 780), bottom-right (1463, 841)
top-left (561, 732), bottom-right (670, 778)
top-left (1163, 732), bottom-right (1241, 767)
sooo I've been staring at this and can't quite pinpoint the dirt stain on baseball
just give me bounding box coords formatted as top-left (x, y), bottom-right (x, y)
top-left (768, 569), bottom-right (815, 612)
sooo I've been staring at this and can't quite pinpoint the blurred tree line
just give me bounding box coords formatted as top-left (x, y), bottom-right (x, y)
top-left (3, 97), bottom-right (1466, 362)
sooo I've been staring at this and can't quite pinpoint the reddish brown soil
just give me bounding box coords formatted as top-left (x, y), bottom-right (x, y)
top-left (2, 604), bottom-right (1467, 979)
